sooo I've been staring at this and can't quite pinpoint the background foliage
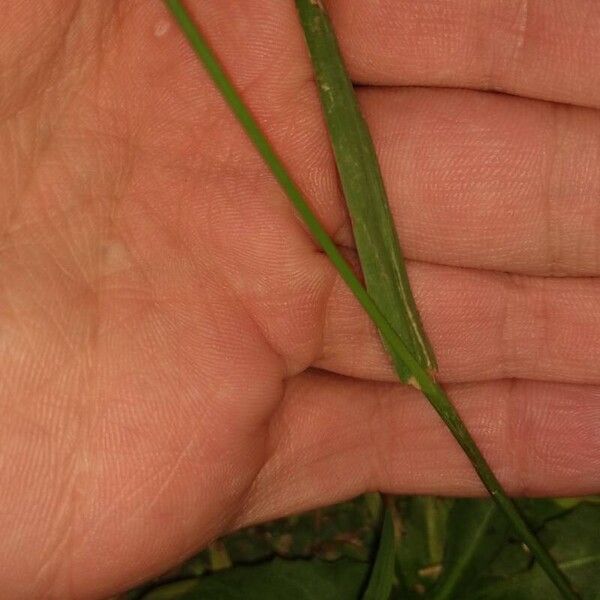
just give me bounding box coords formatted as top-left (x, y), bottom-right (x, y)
top-left (120, 495), bottom-right (600, 599)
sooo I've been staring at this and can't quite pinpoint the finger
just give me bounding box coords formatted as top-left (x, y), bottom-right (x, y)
top-left (316, 260), bottom-right (600, 385)
top-left (326, 0), bottom-right (600, 109)
top-left (235, 371), bottom-right (600, 527)
top-left (139, 4), bottom-right (599, 276)
top-left (341, 87), bottom-right (600, 276)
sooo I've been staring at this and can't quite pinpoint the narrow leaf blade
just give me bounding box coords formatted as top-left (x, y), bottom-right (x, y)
top-left (362, 507), bottom-right (396, 600)
top-left (295, 0), bottom-right (436, 380)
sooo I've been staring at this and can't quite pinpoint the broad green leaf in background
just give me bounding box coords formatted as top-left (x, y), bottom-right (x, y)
top-left (141, 559), bottom-right (369, 600)
top-left (431, 499), bottom-right (510, 599)
top-left (472, 504), bottom-right (600, 600)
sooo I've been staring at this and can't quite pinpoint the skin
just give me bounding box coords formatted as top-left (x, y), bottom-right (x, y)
top-left (1, 0), bottom-right (599, 597)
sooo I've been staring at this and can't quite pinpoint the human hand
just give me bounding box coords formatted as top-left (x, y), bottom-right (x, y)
top-left (1, 1), bottom-right (599, 597)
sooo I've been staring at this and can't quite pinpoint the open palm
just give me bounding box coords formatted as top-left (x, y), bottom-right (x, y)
top-left (1, 1), bottom-right (599, 598)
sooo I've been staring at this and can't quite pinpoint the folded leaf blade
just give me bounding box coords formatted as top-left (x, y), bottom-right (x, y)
top-left (295, 0), bottom-right (436, 380)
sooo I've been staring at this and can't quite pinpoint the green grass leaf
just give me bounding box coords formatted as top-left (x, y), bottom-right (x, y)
top-left (295, 0), bottom-right (436, 381)
top-left (362, 507), bottom-right (396, 600)
top-left (140, 559), bottom-right (369, 600)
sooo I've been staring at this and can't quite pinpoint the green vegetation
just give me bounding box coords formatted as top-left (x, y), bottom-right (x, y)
top-left (123, 495), bottom-right (600, 599)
